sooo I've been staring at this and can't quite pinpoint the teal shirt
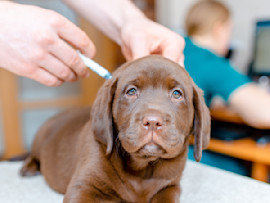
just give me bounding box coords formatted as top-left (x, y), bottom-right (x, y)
top-left (185, 37), bottom-right (252, 176)
top-left (184, 37), bottom-right (251, 106)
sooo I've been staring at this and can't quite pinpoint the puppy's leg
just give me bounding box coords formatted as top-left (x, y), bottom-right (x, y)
top-left (64, 188), bottom-right (120, 203)
top-left (151, 185), bottom-right (181, 203)
top-left (64, 172), bottom-right (121, 203)
top-left (20, 156), bottom-right (41, 176)
top-left (64, 193), bottom-right (118, 203)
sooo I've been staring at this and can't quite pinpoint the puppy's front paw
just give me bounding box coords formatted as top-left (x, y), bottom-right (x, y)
top-left (151, 185), bottom-right (180, 203)
top-left (20, 156), bottom-right (41, 177)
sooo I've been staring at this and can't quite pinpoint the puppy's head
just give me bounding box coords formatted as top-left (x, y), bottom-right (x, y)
top-left (91, 55), bottom-right (210, 162)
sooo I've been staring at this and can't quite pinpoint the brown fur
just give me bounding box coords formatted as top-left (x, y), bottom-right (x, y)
top-left (20, 55), bottom-right (211, 203)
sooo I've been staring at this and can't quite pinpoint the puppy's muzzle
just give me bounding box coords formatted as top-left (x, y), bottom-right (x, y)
top-left (141, 115), bottom-right (163, 140)
top-left (138, 114), bottom-right (166, 156)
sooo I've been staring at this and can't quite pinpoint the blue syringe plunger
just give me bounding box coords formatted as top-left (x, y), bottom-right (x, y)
top-left (77, 51), bottom-right (112, 80)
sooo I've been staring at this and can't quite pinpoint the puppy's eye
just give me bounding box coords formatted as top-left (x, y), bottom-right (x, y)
top-left (126, 88), bottom-right (137, 96)
top-left (172, 89), bottom-right (183, 99)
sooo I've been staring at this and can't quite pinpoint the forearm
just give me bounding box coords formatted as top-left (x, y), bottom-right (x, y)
top-left (63, 0), bottom-right (146, 45)
top-left (229, 83), bottom-right (270, 129)
top-left (63, 0), bottom-right (185, 63)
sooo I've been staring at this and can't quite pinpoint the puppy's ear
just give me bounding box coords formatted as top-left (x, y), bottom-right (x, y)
top-left (91, 77), bottom-right (117, 155)
top-left (192, 82), bottom-right (211, 162)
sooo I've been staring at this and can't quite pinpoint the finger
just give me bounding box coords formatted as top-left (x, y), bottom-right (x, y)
top-left (129, 35), bottom-right (150, 60)
top-left (121, 44), bottom-right (132, 61)
top-left (49, 39), bottom-right (89, 78)
top-left (39, 53), bottom-right (78, 82)
top-left (178, 54), bottom-right (185, 68)
top-left (162, 44), bottom-right (182, 63)
top-left (162, 37), bottom-right (185, 63)
top-left (26, 66), bottom-right (63, 87)
top-left (57, 18), bottom-right (96, 58)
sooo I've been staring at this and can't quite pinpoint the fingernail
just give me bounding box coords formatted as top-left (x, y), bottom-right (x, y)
top-left (68, 74), bottom-right (77, 81)
top-left (85, 71), bottom-right (90, 78)
top-left (179, 61), bottom-right (185, 68)
top-left (81, 69), bottom-right (90, 78)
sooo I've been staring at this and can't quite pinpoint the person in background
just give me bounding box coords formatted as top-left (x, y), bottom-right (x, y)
top-left (183, 0), bottom-right (270, 175)
top-left (0, 0), bottom-right (184, 86)
top-left (184, 0), bottom-right (270, 129)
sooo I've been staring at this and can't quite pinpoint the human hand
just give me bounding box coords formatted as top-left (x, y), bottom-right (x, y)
top-left (0, 1), bottom-right (95, 86)
top-left (120, 18), bottom-right (185, 66)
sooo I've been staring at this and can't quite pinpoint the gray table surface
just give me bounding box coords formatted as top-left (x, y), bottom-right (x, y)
top-left (0, 161), bottom-right (269, 203)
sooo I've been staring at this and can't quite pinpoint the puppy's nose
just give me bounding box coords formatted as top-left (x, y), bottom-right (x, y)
top-left (142, 115), bottom-right (163, 130)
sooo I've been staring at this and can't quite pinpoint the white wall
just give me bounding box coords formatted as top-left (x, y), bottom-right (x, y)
top-left (15, 0), bottom-right (77, 24)
top-left (156, 0), bottom-right (270, 72)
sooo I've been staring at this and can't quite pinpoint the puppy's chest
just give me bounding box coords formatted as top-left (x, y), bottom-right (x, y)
top-left (123, 177), bottom-right (171, 202)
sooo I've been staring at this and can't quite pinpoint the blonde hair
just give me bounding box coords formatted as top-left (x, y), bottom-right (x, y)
top-left (185, 0), bottom-right (230, 36)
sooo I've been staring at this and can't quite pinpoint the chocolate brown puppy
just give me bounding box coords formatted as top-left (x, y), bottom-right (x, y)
top-left (21, 55), bottom-right (211, 203)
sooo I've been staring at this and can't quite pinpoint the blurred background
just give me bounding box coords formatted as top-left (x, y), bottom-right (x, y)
top-left (157, 0), bottom-right (270, 73)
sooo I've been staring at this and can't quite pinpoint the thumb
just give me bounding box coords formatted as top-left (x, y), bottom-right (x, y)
top-left (162, 44), bottom-right (182, 63)
top-left (178, 54), bottom-right (185, 68)
top-left (162, 36), bottom-right (185, 63)
top-left (129, 35), bottom-right (150, 60)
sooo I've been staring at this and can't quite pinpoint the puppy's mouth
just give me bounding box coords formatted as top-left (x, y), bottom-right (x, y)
top-left (137, 142), bottom-right (166, 158)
